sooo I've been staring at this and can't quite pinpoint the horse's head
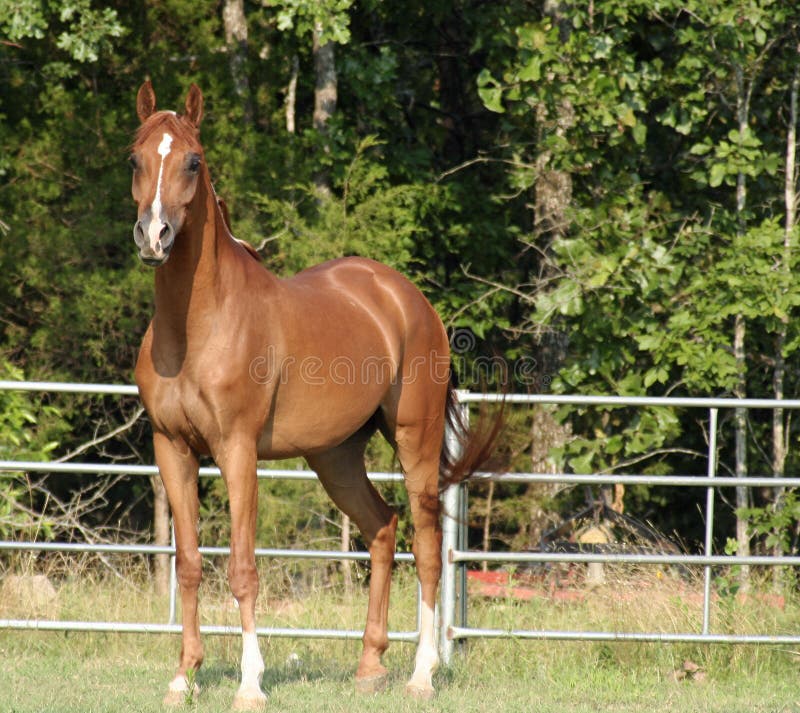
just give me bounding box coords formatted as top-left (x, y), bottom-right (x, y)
top-left (130, 81), bottom-right (205, 266)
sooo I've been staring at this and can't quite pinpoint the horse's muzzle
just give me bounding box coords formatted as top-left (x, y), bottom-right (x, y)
top-left (134, 218), bottom-right (175, 266)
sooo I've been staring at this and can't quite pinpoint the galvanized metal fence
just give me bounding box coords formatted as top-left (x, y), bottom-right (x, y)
top-left (440, 393), bottom-right (800, 663)
top-left (2, 382), bottom-right (800, 661)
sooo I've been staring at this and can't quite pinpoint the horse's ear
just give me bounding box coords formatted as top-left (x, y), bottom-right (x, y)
top-left (184, 84), bottom-right (204, 128)
top-left (136, 80), bottom-right (157, 123)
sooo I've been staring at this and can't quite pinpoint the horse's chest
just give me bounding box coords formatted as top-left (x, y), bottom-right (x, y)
top-left (140, 367), bottom-right (250, 456)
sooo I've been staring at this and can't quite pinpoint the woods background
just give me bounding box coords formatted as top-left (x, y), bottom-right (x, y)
top-left (3, 0), bottom-right (800, 590)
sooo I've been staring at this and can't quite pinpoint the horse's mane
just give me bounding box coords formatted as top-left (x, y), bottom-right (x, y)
top-left (217, 196), bottom-right (262, 263)
top-left (133, 111), bottom-right (199, 149)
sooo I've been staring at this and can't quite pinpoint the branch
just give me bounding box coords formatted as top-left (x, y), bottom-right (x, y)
top-left (597, 447), bottom-right (709, 475)
top-left (253, 228), bottom-right (289, 253)
top-left (436, 155), bottom-right (534, 183)
top-left (56, 406), bottom-right (145, 463)
top-left (460, 264), bottom-right (538, 305)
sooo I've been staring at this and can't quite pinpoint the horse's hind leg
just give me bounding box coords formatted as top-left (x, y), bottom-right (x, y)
top-left (387, 387), bottom-right (447, 699)
top-left (395, 432), bottom-right (442, 699)
top-left (306, 435), bottom-right (397, 692)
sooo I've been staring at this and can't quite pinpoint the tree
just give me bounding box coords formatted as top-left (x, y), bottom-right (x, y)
top-left (477, 0), bottom-right (800, 552)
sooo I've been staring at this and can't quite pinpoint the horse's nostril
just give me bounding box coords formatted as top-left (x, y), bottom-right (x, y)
top-left (159, 223), bottom-right (171, 240)
top-left (133, 220), bottom-right (146, 245)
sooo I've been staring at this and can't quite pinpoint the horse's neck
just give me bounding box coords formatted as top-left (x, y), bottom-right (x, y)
top-left (152, 174), bottom-right (237, 343)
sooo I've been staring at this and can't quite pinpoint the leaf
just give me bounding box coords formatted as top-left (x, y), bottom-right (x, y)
top-left (517, 56), bottom-right (541, 82)
top-left (476, 69), bottom-right (505, 113)
top-left (689, 142), bottom-right (712, 156)
top-left (619, 106), bottom-right (636, 128)
top-left (708, 162), bottom-right (727, 187)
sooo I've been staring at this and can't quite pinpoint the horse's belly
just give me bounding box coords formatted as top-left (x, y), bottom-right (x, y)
top-left (256, 382), bottom-right (386, 459)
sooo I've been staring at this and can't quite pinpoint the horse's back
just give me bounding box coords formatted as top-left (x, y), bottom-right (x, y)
top-left (285, 256), bottom-right (446, 343)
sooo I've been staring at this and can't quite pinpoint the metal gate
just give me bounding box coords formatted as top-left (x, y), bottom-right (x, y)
top-left (2, 382), bottom-right (800, 660)
top-left (440, 393), bottom-right (800, 663)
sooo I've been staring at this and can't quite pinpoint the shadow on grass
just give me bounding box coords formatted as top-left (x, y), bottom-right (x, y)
top-left (197, 657), bottom-right (356, 695)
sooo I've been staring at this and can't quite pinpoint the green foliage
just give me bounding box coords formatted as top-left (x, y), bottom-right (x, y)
top-left (472, 0), bottom-right (800, 552)
top-left (0, 363), bottom-right (63, 539)
top-left (266, 0), bottom-right (353, 44)
top-left (739, 491), bottom-right (800, 555)
top-left (0, 363), bottom-right (61, 463)
top-left (253, 136), bottom-right (422, 273)
top-left (4, 0), bottom-right (800, 568)
top-left (0, 0), bottom-right (125, 76)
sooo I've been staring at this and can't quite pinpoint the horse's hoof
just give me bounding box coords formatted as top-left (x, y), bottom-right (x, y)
top-left (355, 671), bottom-right (389, 695)
top-left (163, 681), bottom-right (200, 707)
top-left (232, 690), bottom-right (267, 712)
top-left (405, 682), bottom-right (435, 701)
top-left (162, 690), bottom-right (185, 707)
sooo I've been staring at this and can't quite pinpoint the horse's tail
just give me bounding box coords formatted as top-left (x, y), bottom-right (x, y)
top-left (438, 374), bottom-right (505, 493)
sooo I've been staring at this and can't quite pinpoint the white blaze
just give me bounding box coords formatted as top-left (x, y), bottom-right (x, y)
top-left (147, 132), bottom-right (173, 254)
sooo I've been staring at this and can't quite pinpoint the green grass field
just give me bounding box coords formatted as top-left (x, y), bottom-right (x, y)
top-left (2, 568), bottom-right (800, 712)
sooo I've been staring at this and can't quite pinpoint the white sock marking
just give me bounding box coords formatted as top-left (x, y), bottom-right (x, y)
top-left (168, 673), bottom-right (198, 695)
top-left (147, 132), bottom-right (173, 254)
top-left (409, 601), bottom-right (439, 690)
top-left (239, 631), bottom-right (266, 696)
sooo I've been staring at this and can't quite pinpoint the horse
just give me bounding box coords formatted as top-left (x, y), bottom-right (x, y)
top-left (130, 81), bottom-right (501, 710)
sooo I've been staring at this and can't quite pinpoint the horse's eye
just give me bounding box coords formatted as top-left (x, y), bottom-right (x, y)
top-left (129, 154), bottom-right (140, 171)
top-left (187, 154), bottom-right (202, 174)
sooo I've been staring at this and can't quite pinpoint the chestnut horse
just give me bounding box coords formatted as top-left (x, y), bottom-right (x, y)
top-left (131, 82), bottom-right (499, 710)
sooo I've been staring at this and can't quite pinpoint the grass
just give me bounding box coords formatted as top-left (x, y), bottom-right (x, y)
top-left (2, 566), bottom-right (800, 712)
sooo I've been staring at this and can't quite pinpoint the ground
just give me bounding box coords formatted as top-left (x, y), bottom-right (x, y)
top-left (2, 568), bottom-right (800, 712)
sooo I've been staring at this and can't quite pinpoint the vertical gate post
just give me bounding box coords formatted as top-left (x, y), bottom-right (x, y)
top-left (168, 520), bottom-right (177, 625)
top-left (440, 397), bottom-right (468, 666)
top-left (702, 408), bottom-right (718, 635)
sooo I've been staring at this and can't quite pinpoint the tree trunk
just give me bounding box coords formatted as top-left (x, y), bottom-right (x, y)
top-left (733, 315), bottom-right (750, 589)
top-left (734, 65), bottom-right (751, 591)
top-left (536, 0), bottom-right (573, 245)
top-left (313, 22), bottom-right (337, 198)
top-left (534, 0), bottom-right (573, 379)
top-left (152, 476), bottom-right (170, 595)
top-left (772, 64), bottom-right (799, 588)
top-left (285, 54), bottom-right (299, 135)
top-left (222, 0), bottom-right (253, 124)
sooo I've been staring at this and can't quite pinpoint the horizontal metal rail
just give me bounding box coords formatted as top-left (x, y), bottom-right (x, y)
top-left (0, 460), bottom-right (404, 483)
top-left (4, 381), bottom-right (800, 652)
top-left (5, 379), bottom-right (800, 408)
top-left (448, 627), bottom-right (800, 645)
top-left (7, 460), bottom-right (800, 489)
top-left (460, 391), bottom-right (800, 409)
top-left (0, 619), bottom-right (418, 641)
top-left (0, 540), bottom-right (415, 562)
top-left (0, 380), bottom-right (139, 396)
top-left (450, 551), bottom-right (800, 566)
top-left (472, 473), bottom-right (800, 487)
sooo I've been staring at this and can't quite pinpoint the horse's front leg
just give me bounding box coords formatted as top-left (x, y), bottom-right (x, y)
top-left (218, 438), bottom-right (267, 711)
top-left (154, 432), bottom-right (204, 706)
